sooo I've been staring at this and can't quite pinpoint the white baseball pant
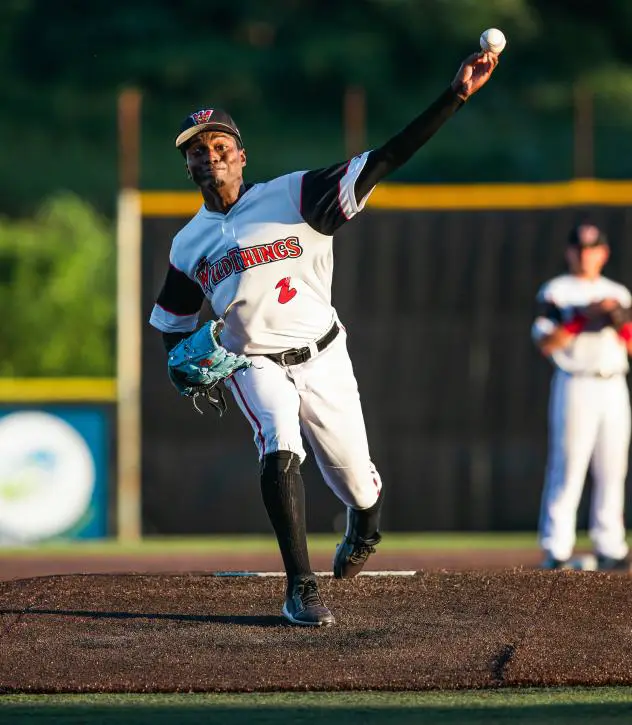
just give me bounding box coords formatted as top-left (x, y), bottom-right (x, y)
top-left (225, 327), bottom-right (382, 510)
top-left (538, 370), bottom-right (630, 561)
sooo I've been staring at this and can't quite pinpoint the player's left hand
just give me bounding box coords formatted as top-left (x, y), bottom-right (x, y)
top-left (600, 298), bottom-right (621, 313)
top-left (451, 52), bottom-right (499, 101)
top-left (167, 319), bottom-right (252, 415)
top-left (584, 299), bottom-right (621, 319)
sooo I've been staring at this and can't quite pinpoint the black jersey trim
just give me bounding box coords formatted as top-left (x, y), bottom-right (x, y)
top-left (154, 302), bottom-right (198, 317)
top-left (300, 160), bottom-right (354, 236)
top-left (156, 263), bottom-right (204, 317)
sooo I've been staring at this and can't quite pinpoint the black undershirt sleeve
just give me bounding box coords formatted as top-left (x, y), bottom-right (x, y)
top-left (300, 86), bottom-right (466, 235)
top-left (355, 86), bottom-right (465, 201)
top-left (162, 331), bottom-right (191, 353)
top-left (535, 301), bottom-right (563, 323)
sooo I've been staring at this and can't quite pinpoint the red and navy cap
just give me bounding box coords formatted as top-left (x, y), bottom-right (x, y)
top-left (175, 108), bottom-right (243, 150)
top-left (568, 223), bottom-right (608, 248)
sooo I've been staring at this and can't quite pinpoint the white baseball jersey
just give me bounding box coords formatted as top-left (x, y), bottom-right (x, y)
top-left (531, 274), bottom-right (632, 376)
top-left (149, 152), bottom-right (374, 354)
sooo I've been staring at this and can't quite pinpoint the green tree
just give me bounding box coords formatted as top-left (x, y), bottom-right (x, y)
top-left (0, 194), bottom-right (115, 376)
top-left (3, 0), bottom-right (632, 214)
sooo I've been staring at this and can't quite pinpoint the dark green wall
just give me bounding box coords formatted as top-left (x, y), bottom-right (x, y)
top-left (140, 205), bottom-right (632, 533)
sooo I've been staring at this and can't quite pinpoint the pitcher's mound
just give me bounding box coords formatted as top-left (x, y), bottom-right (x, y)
top-left (0, 570), bottom-right (630, 692)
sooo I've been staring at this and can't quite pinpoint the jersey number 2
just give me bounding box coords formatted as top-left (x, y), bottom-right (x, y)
top-left (276, 277), bottom-right (297, 304)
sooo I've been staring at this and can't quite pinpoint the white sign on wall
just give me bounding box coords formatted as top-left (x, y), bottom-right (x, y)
top-left (0, 411), bottom-right (96, 542)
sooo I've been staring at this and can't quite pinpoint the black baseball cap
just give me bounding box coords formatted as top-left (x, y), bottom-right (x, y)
top-left (568, 223), bottom-right (608, 248)
top-left (175, 108), bottom-right (243, 150)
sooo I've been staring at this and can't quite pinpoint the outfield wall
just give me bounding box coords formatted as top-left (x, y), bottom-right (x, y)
top-left (140, 182), bottom-right (632, 534)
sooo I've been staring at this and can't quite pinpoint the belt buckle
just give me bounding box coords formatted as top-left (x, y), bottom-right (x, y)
top-left (280, 350), bottom-right (294, 366)
top-left (280, 338), bottom-right (322, 366)
top-left (280, 348), bottom-right (309, 366)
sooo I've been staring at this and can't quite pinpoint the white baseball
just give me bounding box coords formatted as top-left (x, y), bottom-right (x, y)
top-left (480, 28), bottom-right (506, 55)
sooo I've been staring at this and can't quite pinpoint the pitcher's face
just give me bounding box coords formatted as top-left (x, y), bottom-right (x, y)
top-left (185, 132), bottom-right (246, 190)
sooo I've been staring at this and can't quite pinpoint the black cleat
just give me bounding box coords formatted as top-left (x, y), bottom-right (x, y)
top-left (539, 556), bottom-right (574, 570)
top-left (596, 554), bottom-right (632, 572)
top-left (282, 575), bottom-right (335, 626)
top-left (333, 532), bottom-right (382, 579)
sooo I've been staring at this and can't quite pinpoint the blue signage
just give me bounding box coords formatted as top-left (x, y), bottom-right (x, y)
top-left (0, 407), bottom-right (109, 542)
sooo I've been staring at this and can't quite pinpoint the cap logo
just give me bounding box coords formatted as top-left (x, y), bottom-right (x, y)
top-left (191, 109), bottom-right (214, 125)
top-left (578, 225), bottom-right (600, 245)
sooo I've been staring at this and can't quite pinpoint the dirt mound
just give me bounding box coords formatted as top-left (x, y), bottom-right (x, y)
top-left (0, 570), bottom-right (630, 692)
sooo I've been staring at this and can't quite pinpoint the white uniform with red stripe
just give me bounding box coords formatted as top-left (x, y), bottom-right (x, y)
top-left (150, 153), bottom-right (382, 509)
top-left (532, 274), bottom-right (631, 562)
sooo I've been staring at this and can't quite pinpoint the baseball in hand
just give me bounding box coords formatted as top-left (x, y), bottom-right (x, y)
top-left (480, 28), bottom-right (506, 54)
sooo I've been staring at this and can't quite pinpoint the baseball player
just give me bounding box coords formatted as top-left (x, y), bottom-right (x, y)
top-left (532, 223), bottom-right (632, 572)
top-left (150, 50), bottom-right (499, 626)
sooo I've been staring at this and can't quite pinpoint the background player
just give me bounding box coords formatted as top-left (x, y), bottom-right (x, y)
top-left (532, 223), bottom-right (632, 571)
top-left (150, 50), bottom-right (499, 625)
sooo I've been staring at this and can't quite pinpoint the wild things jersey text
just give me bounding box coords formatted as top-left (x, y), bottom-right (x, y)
top-left (194, 236), bottom-right (303, 293)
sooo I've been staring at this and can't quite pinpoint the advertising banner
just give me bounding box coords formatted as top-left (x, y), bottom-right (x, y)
top-left (0, 407), bottom-right (110, 543)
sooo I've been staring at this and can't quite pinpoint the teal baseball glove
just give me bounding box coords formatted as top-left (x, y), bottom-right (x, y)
top-left (167, 320), bottom-right (252, 415)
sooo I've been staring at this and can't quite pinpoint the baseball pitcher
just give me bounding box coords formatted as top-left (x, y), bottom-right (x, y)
top-left (150, 50), bottom-right (499, 625)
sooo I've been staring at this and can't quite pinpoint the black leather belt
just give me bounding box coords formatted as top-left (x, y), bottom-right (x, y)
top-left (265, 322), bottom-right (339, 366)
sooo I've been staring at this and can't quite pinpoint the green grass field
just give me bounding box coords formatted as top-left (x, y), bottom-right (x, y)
top-left (2, 689), bottom-right (632, 724)
top-left (0, 531), bottom-right (601, 557)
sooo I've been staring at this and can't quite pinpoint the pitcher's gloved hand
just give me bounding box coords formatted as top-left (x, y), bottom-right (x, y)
top-left (167, 319), bottom-right (251, 415)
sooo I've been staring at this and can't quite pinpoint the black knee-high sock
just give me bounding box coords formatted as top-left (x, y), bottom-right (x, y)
top-left (260, 451), bottom-right (312, 591)
top-left (348, 492), bottom-right (383, 539)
